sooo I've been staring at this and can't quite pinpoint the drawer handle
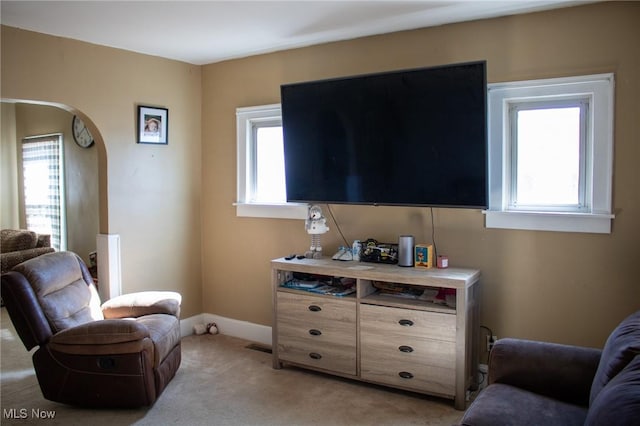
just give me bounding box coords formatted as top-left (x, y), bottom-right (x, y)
top-left (309, 329), bottom-right (322, 336)
top-left (399, 371), bottom-right (414, 379)
top-left (398, 345), bottom-right (414, 353)
top-left (309, 352), bottom-right (322, 360)
top-left (308, 305), bottom-right (322, 312)
top-left (398, 319), bottom-right (414, 327)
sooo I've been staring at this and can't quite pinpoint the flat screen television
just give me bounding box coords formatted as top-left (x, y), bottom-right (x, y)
top-left (280, 60), bottom-right (488, 208)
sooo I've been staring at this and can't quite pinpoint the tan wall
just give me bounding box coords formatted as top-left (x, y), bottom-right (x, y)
top-left (1, 26), bottom-right (203, 317)
top-left (201, 2), bottom-right (640, 350)
top-left (0, 103), bottom-right (19, 229)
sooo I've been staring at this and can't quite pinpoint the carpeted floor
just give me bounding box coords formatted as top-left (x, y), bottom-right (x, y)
top-left (1, 307), bottom-right (464, 425)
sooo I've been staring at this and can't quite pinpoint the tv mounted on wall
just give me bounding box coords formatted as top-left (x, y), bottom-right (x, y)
top-left (281, 60), bottom-right (488, 208)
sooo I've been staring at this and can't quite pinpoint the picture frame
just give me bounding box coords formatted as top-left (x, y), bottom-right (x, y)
top-left (137, 105), bottom-right (168, 144)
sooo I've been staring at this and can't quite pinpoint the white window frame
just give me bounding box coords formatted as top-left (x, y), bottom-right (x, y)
top-left (507, 98), bottom-right (589, 212)
top-left (484, 73), bottom-right (615, 233)
top-left (235, 104), bottom-right (307, 219)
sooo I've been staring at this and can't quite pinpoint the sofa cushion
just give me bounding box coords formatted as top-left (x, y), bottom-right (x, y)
top-left (36, 234), bottom-right (51, 248)
top-left (1, 247), bottom-right (56, 274)
top-left (585, 354), bottom-right (640, 426)
top-left (460, 383), bottom-right (587, 426)
top-left (590, 310), bottom-right (640, 404)
top-left (1, 229), bottom-right (38, 253)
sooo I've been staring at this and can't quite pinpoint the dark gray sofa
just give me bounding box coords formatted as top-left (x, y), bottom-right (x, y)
top-left (459, 310), bottom-right (640, 426)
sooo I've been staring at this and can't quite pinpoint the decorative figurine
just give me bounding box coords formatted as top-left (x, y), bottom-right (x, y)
top-left (305, 205), bottom-right (329, 259)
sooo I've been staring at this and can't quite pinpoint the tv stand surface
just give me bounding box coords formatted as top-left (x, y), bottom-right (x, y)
top-left (271, 257), bottom-right (480, 410)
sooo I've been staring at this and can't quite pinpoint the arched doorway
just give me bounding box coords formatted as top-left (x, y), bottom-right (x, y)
top-left (1, 99), bottom-right (106, 272)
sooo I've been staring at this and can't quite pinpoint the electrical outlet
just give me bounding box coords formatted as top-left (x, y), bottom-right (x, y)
top-left (486, 335), bottom-right (497, 352)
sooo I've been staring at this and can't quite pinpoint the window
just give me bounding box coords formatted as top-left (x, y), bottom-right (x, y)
top-left (21, 134), bottom-right (66, 250)
top-left (235, 104), bottom-right (307, 219)
top-left (484, 73), bottom-right (614, 233)
top-left (509, 100), bottom-right (587, 211)
top-left (253, 125), bottom-right (286, 203)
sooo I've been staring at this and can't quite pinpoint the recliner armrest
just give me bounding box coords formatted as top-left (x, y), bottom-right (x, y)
top-left (48, 319), bottom-right (152, 355)
top-left (101, 291), bottom-right (181, 319)
top-left (489, 337), bottom-right (601, 406)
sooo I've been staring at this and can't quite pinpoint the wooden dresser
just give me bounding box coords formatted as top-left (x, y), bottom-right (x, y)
top-left (271, 257), bottom-right (480, 410)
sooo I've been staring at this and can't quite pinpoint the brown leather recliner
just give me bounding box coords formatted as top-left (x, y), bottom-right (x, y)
top-left (1, 251), bottom-right (182, 407)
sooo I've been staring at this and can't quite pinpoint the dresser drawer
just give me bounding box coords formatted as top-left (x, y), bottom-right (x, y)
top-left (360, 331), bottom-right (456, 370)
top-left (276, 291), bottom-right (356, 375)
top-left (277, 335), bottom-right (356, 375)
top-left (277, 291), bottom-right (355, 324)
top-left (360, 352), bottom-right (456, 396)
top-left (359, 304), bottom-right (456, 395)
top-left (359, 304), bottom-right (456, 343)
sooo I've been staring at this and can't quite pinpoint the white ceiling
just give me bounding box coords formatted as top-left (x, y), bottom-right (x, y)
top-left (1, 1), bottom-right (594, 65)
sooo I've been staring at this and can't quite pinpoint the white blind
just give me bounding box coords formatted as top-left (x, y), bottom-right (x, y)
top-left (22, 134), bottom-right (65, 250)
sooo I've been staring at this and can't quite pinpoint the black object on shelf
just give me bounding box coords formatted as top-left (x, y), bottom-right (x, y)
top-left (360, 239), bottom-right (398, 264)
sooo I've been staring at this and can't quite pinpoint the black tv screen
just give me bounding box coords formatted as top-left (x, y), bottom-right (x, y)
top-left (281, 61), bottom-right (487, 208)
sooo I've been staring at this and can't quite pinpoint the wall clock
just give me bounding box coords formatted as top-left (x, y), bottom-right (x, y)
top-left (72, 115), bottom-right (94, 148)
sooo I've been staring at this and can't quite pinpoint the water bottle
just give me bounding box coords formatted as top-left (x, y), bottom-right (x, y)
top-left (352, 240), bottom-right (361, 261)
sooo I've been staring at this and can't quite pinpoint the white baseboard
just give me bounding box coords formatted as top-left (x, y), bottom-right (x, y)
top-left (180, 313), bottom-right (272, 347)
top-left (180, 313), bottom-right (207, 337)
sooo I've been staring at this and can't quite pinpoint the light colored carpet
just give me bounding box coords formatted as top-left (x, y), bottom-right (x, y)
top-left (1, 307), bottom-right (464, 425)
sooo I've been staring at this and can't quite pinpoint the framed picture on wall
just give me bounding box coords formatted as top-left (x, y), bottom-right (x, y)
top-left (137, 105), bottom-right (168, 144)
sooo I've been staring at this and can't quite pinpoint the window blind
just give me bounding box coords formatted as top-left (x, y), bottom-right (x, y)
top-left (21, 134), bottom-right (65, 250)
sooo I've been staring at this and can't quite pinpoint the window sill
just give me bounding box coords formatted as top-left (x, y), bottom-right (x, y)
top-left (483, 210), bottom-right (614, 234)
top-left (234, 202), bottom-right (308, 219)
